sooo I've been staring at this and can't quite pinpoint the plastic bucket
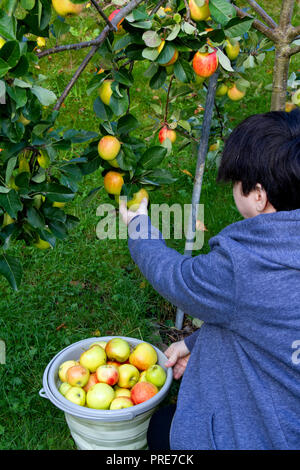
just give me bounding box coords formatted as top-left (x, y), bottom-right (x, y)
top-left (40, 336), bottom-right (173, 450)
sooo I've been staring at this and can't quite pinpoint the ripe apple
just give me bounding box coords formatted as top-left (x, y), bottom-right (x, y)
top-left (138, 370), bottom-right (148, 383)
top-left (66, 364), bottom-right (90, 388)
top-left (99, 80), bottom-right (113, 106)
top-left (189, 0), bottom-right (210, 22)
top-left (37, 151), bottom-right (50, 169)
top-left (110, 397), bottom-right (134, 410)
top-left (59, 382), bottom-right (72, 396)
top-left (80, 345), bottom-right (107, 372)
top-left (292, 89), bottom-right (300, 105)
top-left (216, 83), bottom-right (228, 97)
top-left (129, 342), bottom-right (158, 371)
top-left (131, 382), bottom-right (158, 405)
top-left (96, 364), bottom-right (119, 386)
top-left (86, 383), bottom-right (115, 409)
top-left (127, 189), bottom-right (149, 212)
top-left (0, 37), bottom-right (6, 49)
top-left (108, 9), bottom-right (124, 32)
top-left (114, 387), bottom-right (131, 398)
top-left (193, 49), bottom-right (218, 78)
top-left (37, 37), bottom-right (46, 47)
top-left (104, 171), bottom-right (124, 195)
top-left (146, 365), bottom-right (167, 388)
top-left (52, 0), bottom-right (83, 16)
top-left (58, 360), bottom-right (78, 382)
top-left (227, 84), bottom-right (245, 101)
top-left (98, 136), bottom-right (121, 161)
top-left (105, 338), bottom-right (131, 362)
top-left (83, 372), bottom-right (99, 392)
top-left (158, 126), bottom-right (177, 144)
top-left (65, 386), bottom-right (86, 406)
top-left (107, 360), bottom-right (121, 368)
top-left (90, 341), bottom-right (107, 350)
top-left (118, 364), bottom-right (140, 389)
top-left (225, 39), bottom-right (240, 60)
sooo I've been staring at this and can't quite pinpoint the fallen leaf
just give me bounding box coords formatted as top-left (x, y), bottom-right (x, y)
top-left (180, 169), bottom-right (193, 178)
top-left (56, 323), bottom-right (67, 331)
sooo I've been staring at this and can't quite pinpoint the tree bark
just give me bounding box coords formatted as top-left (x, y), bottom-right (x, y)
top-left (270, 46), bottom-right (291, 111)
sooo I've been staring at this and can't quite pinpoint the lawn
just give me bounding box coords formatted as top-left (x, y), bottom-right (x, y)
top-left (0, 0), bottom-right (299, 450)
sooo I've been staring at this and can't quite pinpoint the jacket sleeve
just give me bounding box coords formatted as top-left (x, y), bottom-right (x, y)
top-left (184, 329), bottom-right (201, 352)
top-left (128, 215), bottom-right (236, 327)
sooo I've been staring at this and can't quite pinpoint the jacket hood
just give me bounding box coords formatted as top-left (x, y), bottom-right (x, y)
top-left (217, 209), bottom-right (300, 270)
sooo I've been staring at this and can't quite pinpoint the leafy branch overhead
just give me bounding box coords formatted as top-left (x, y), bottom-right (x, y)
top-left (0, 0), bottom-right (299, 290)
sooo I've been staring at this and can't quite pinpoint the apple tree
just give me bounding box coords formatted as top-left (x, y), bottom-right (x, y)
top-left (0, 0), bottom-right (299, 299)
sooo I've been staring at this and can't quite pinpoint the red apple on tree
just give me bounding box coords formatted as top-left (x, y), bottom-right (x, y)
top-left (159, 126), bottom-right (177, 144)
top-left (193, 49), bottom-right (218, 78)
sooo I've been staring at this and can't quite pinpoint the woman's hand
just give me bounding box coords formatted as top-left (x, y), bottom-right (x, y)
top-left (119, 197), bottom-right (148, 226)
top-left (164, 340), bottom-right (191, 380)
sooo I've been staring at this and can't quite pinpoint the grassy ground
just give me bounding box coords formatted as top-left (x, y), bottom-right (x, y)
top-left (0, 2), bottom-right (299, 450)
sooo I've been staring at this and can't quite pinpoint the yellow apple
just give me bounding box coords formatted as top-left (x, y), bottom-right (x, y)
top-left (52, 201), bottom-right (66, 208)
top-left (52, 0), bottom-right (83, 16)
top-left (138, 370), bottom-right (148, 383)
top-left (58, 360), bottom-right (78, 382)
top-left (59, 382), bottom-right (72, 396)
top-left (37, 151), bottom-right (50, 169)
top-left (118, 364), bottom-right (140, 389)
top-left (80, 345), bottom-right (107, 373)
top-left (227, 84), bottom-right (245, 101)
top-left (18, 155), bottom-right (30, 173)
top-left (89, 341), bottom-right (107, 350)
top-left (146, 364), bottom-right (167, 388)
top-left (114, 387), bottom-right (131, 398)
top-left (37, 37), bottom-right (46, 47)
top-left (189, 0), bottom-right (210, 22)
top-left (66, 364), bottom-right (90, 387)
top-left (127, 189), bottom-right (149, 212)
top-left (103, 171), bottom-right (124, 196)
top-left (105, 338), bottom-right (131, 362)
top-left (225, 39), bottom-right (240, 60)
top-left (19, 113), bottom-right (31, 126)
top-left (0, 37), bottom-right (6, 49)
top-left (216, 83), bottom-right (228, 97)
top-left (65, 386), bottom-right (86, 406)
top-left (98, 136), bottom-right (121, 161)
top-left (110, 397), bottom-right (134, 410)
top-left (86, 383), bottom-right (115, 409)
top-left (129, 342), bottom-right (158, 371)
top-left (99, 80), bottom-right (113, 106)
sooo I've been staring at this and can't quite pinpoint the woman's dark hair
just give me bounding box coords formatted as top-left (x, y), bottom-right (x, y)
top-left (217, 108), bottom-right (300, 211)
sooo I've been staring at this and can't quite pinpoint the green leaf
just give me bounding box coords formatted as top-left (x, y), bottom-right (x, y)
top-left (48, 220), bottom-right (68, 240)
top-left (140, 168), bottom-right (176, 185)
top-left (41, 183), bottom-right (75, 203)
top-left (109, 92), bottom-right (129, 116)
top-left (166, 24), bottom-right (181, 41)
top-left (224, 17), bottom-right (253, 38)
top-left (117, 114), bottom-right (139, 135)
top-left (112, 68), bottom-right (134, 87)
top-left (0, 58), bottom-right (10, 78)
top-left (5, 156), bottom-right (18, 184)
top-left (116, 147), bottom-right (138, 171)
top-left (157, 42), bottom-right (175, 65)
top-left (142, 47), bottom-right (159, 61)
top-left (31, 86), bottom-right (57, 106)
top-left (0, 190), bottom-right (22, 219)
top-left (174, 59), bottom-right (194, 83)
top-left (7, 86), bottom-right (27, 109)
top-left (209, 0), bottom-right (236, 26)
top-left (139, 146), bottom-right (167, 170)
top-left (21, 0), bottom-right (35, 10)
top-left (0, 41), bottom-right (20, 68)
top-left (26, 206), bottom-right (45, 229)
top-left (149, 66), bottom-right (167, 89)
top-left (93, 97), bottom-right (113, 121)
top-left (0, 253), bottom-right (22, 291)
top-left (0, 80), bottom-right (5, 100)
top-left (52, 18), bottom-right (70, 38)
top-left (142, 30), bottom-right (161, 48)
top-left (0, 10), bottom-right (17, 40)
top-left (216, 48), bottom-right (234, 72)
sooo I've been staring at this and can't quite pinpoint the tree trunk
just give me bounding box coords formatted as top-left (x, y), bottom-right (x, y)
top-left (270, 46), bottom-right (291, 111)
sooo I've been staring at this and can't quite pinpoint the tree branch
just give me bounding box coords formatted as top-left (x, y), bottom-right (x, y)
top-left (279, 0), bottom-right (295, 30)
top-left (164, 74), bottom-right (175, 123)
top-left (233, 4), bottom-right (279, 42)
top-left (288, 44), bottom-right (300, 56)
top-left (150, 0), bottom-right (167, 15)
top-left (245, 0), bottom-right (277, 28)
top-left (53, 0), bottom-right (145, 111)
top-left (37, 39), bottom-right (108, 59)
top-left (90, 0), bottom-right (116, 30)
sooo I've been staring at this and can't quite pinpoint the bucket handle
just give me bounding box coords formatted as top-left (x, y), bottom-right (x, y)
top-left (39, 388), bottom-right (49, 399)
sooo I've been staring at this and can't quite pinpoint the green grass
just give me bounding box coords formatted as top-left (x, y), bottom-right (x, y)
top-left (0, 2), bottom-right (299, 450)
